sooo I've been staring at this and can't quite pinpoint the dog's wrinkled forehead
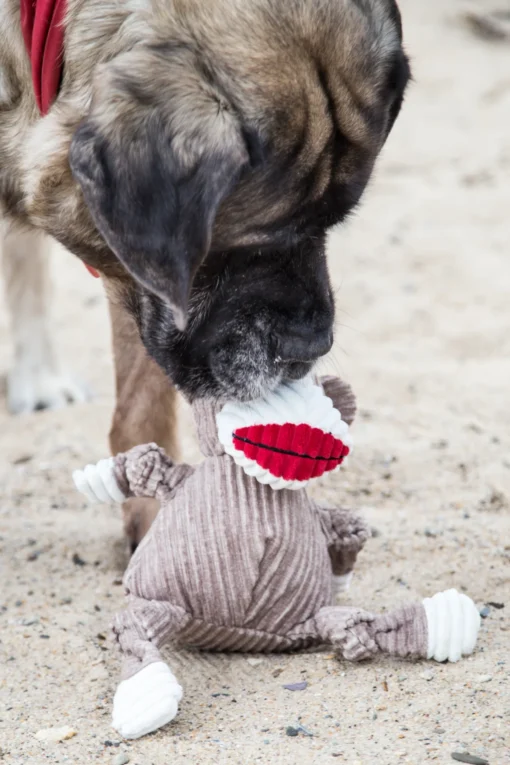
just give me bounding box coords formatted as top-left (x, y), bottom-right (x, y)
top-left (196, 0), bottom-right (410, 247)
top-left (70, 0), bottom-right (409, 329)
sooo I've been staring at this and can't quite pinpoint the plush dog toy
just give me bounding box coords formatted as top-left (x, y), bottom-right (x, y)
top-left (73, 376), bottom-right (481, 740)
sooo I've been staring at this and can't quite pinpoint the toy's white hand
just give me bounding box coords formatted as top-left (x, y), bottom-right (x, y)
top-left (423, 588), bottom-right (481, 663)
top-left (112, 662), bottom-right (183, 739)
top-left (72, 457), bottom-right (126, 504)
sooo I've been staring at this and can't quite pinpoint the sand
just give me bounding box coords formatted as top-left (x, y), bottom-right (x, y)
top-left (1, 1), bottom-right (509, 763)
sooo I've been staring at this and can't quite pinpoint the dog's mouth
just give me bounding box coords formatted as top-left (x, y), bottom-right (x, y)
top-left (135, 241), bottom-right (335, 402)
top-left (283, 361), bottom-right (314, 380)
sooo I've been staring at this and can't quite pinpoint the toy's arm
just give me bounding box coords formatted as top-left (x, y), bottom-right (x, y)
top-left (316, 504), bottom-right (370, 589)
top-left (73, 443), bottom-right (194, 504)
top-left (317, 375), bottom-right (356, 425)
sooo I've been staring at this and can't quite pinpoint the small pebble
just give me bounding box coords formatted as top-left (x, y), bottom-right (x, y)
top-left (246, 658), bottom-right (263, 667)
top-left (72, 553), bottom-right (86, 566)
top-left (112, 754), bottom-right (130, 765)
top-left (13, 454), bottom-right (34, 465)
top-left (479, 606), bottom-right (490, 619)
top-left (486, 601), bottom-right (504, 609)
top-left (295, 724), bottom-right (314, 737)
top-left (435, 727), bottom-right (446, 734)
top-left (476, 674), bottom-right (492, 683)
top-left (451, 753), bottom-right (489, 765)
top-left (21, 618), bottom-right (39, 626)
top-left (420, 670), bottom-right (434, 681)
top-left (283, 681), bottom-right (307, 691)
top-left (34, 726), bottom-right (77, 743)
top-left (286, 726), bottom-right (299, 737)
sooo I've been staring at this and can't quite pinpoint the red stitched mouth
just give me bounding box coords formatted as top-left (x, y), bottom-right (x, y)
top-left (233, 422), bottom-right (349, 482)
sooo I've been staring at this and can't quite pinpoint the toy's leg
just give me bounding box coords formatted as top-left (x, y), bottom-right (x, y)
top-left (111, 600), bottom-right (189, 739)
top-left (315, 504), bottom-right (370, 595)
top-left (315, 589), bottom-right (480, 663)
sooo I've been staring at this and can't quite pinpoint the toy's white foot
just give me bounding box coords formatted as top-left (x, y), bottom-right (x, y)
top-left (72, 458), bottom-right (126, 504)
top-left (423, 589), bottom-right (481, 663)
top-left (112, 662), bottom-right (183, 739)
top-left (8, 363), bottom-right (87, 414)
top-left (332, 572), bottom-right (353, 595)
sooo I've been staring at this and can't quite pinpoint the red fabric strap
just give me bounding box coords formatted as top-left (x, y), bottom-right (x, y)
top-left (20, 0), bottom-right (67, 115)
top-left (84, 264), bottom-right (100, 278)
top-left (20, 2), bottom-right (99, 280)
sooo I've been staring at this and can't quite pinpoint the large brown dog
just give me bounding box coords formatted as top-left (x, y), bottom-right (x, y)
top-left (0, 0), bottom-right (410, 545)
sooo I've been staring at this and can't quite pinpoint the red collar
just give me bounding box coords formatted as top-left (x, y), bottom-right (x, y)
top-left (20, 0), bottom-right (67, 115)
top-left (21, 1), bottom-right (100, 279)
top-left (84, 264), bottom-right (100, 278)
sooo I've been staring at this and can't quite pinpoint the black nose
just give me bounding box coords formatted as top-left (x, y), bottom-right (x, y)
top-left (278, 327), bottom-right (333, 363)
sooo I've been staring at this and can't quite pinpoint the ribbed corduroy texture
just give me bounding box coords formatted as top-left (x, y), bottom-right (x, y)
top-left (111, 378), bottom-right (428, 680)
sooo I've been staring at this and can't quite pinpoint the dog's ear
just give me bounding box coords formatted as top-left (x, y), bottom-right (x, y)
top-left (69, 50), bottom-right (249, 329)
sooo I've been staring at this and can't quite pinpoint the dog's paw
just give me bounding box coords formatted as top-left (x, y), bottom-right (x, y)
top-left (73, 458), bottom-right (126, 504)
top-left (112, 662), bottom-right (183, 739)
top-left (423, 588), bottom-right (481, 663)
top-left (7, 363), bottom-right (88, 414)
top-left (332, 572), bottom-right (353, 596)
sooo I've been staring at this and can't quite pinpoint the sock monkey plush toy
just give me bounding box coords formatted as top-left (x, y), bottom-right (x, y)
top-left (73, 375), bottom-right (481, 740)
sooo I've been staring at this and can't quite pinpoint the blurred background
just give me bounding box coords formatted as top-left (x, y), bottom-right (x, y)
top-left (1, 1), bottom-right (509, 763)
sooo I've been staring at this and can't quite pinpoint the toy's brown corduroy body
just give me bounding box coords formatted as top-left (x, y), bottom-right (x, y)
top-left (110, 378), bottom-right (429, 681)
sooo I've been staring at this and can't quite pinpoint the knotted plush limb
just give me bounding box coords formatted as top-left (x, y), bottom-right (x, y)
top-left (113, 443), bottom-right (193, 502)
top-left (314, 589), bottom-right (480, 663)
top-left (111, 598), bottom-right (190, 739)
top-left (315, 504), bottom-right (370, 593)
top-left (318, 375), bottom-right (357, 426)
top-left (73, 444), bottom-right (193, 504)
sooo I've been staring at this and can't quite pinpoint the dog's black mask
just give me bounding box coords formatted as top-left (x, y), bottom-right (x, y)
top-left (133, 238), bottom-right (335, 401)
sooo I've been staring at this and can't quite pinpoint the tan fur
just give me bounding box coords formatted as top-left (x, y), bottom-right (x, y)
top-left (0, 0), bottom-right (404, 543)
top-left (1, 0), bottom-right (401, 252)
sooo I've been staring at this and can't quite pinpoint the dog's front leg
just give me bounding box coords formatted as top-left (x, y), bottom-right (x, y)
top-left (106, 290), bottom-right (180, 551)
top-left (1, 224), bottom-right (87, 414)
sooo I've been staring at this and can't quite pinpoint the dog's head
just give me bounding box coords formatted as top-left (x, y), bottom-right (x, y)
top-left (70, 0), bottom-right (410, 401)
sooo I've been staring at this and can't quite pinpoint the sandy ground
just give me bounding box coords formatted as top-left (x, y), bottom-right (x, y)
top-left (1, 1), bottom-right (510, 763)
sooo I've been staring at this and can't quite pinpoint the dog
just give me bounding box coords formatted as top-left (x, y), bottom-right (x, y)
top-left (0, 0), bottom-right (410, 546)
